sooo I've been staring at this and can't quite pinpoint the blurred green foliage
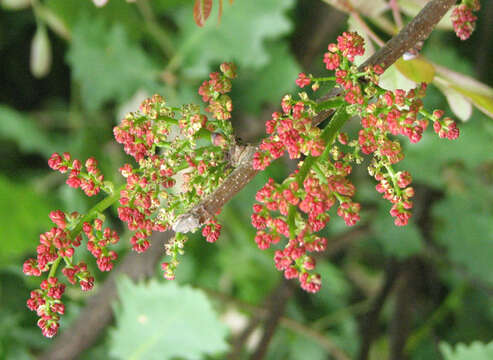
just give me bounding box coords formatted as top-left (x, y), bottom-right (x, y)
top-left (1, 0), bottom-right (493, 359)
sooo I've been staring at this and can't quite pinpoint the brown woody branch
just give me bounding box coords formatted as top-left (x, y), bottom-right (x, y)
top-left (358, 259), bottom-right (401, 360)
top-left (42, 1), bottom-right (457, 358)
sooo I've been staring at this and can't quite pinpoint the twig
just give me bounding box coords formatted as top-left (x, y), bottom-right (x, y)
top-left (389, 258), bottom-right (418, 360)
top-left (135, 0), bottom-right (174, 58)
top-left (205, 287), bottom-right (351, 360)
top-left (227, 277), bottom-right (289, 360)
top-left (351, 12), bottom-right (385, 47)
top-left (359, 0), bottom-right (456, 70)
top-left (389, 0), bottom-right (404, 30)
top-left (358, 259), bottom-right (401, 360)
top-left (228, 315), bottom-right (264, 359)
top-left (250, 279), bottom-right (293, 360)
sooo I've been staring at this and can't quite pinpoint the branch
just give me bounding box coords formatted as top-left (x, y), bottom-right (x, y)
top-left (250, 279), bottom-right (293, 360)
top-left (206, 286), bottom-right (350, 360)
top-left (389, 259), bottom-right (419, 360)
top-left (358, 259), bottom-right (401, 360)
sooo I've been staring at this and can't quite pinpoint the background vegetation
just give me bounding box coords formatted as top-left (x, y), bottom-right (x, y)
top-left (1, 0), bottom-right (493, 359)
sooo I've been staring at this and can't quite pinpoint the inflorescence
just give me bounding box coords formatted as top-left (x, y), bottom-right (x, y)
top-left (451, 0), bottom-right (480, 40)
top-left (23, 63), bottom-right (237, 337)
top-left (251, 31), bottom-right (459, 293)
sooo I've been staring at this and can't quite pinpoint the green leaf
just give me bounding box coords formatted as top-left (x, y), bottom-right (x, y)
top-left (372, 204), bottom-right (422, 258)
top-left (0, 105), bottom-right (56, 157)
top-left (435, 80), bottom-right (473, 122)
top-left (0, 175), bottom-right (53, 266)
top-left (378, 63), bottom-right (416, 92)
top-left (174, 0), bottom-right (295, 77)
top-left (449, 85), bottom-right (493, 120)
top-left (110, 278), bottom-right (229, 360)
top-left (67, 17), bottom-right (159, 111)
top-left (440, 341), bottom-right (493, 360)
top-left (234, 41), bottom-right (301, 114)
top-left (395, 57), bottom-right (435, 84)
top-left (433, 193), bottom-right (493, 285)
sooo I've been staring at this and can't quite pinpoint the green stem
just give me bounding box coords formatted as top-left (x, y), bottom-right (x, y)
top-left (135, 0), bottom-right (174, 58)
top-left (48, 185), bottom-right (124, 279)
top-left (384, 163), bottom-right (402, 197)
top-left (48, 257), bottom-right (61, 279)
top-left (69, 185), bottom-right (125, 239)
top-left (287, 205), bottom-right (296, 239)
top-left (296, 105), bottom-right (350, 186)
top-left (311, 76), bottom-right (336, 82)
top-left (316, 98), bottom-right (345, 112)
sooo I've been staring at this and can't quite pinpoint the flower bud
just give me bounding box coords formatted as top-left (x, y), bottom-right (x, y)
top-left (30, 25), bottom-right (52, 79)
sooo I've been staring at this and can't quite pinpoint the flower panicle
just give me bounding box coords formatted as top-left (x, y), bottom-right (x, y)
top-left (252, 31), bottom-right (459, 293)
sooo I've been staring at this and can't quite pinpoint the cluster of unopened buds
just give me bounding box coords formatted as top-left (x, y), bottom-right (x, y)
top-left (451, 0), bottom-right (480, 40)
top-left (252, 31), bottom-right (459, 292)
top-left (24, 63), bottom-right (238, 337)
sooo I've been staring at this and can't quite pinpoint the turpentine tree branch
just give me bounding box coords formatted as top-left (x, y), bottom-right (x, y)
top-left (42, 1), bottom-right (458, 358)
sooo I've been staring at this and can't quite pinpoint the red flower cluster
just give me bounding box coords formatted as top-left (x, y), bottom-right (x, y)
top-left (252, 172), bottom-right (359, 292)
top-left (62, 262), bottom-right (94, 291)
top-left (118, 160), bottom-right (168, 253)
top-left (295, 73), bottom-right (311, 88)
top-left (25, 149), bottom-right (123, 337)
top-left (48, 152), bottom-right (104, 196)
top-left (199, 62), bottom-right (236, 121)
top-left (23, 205), bottom-right (120, 336)
top-left (202, 217), bottom-right (222, 243)
top-left (83, 219), bottom-right (120, 272)
top-left (114, 65), bottom-right (237, 281)
top-left (319, 33), bottom-right (459, 226)
top-left (27, 277), bottom-right (65, 338)
top-left (23, 211), bottom-right (81, 277)
top-left (253, 99), bottom-right (325, 171)
top-left (252, 31), bottom-right (460, 292)
top-left (432, 110), bottom-right (460, 140)
top-left (451, 1), bottom-right (480, 41)
top-left (323, 32), bottom-right (365, 73)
